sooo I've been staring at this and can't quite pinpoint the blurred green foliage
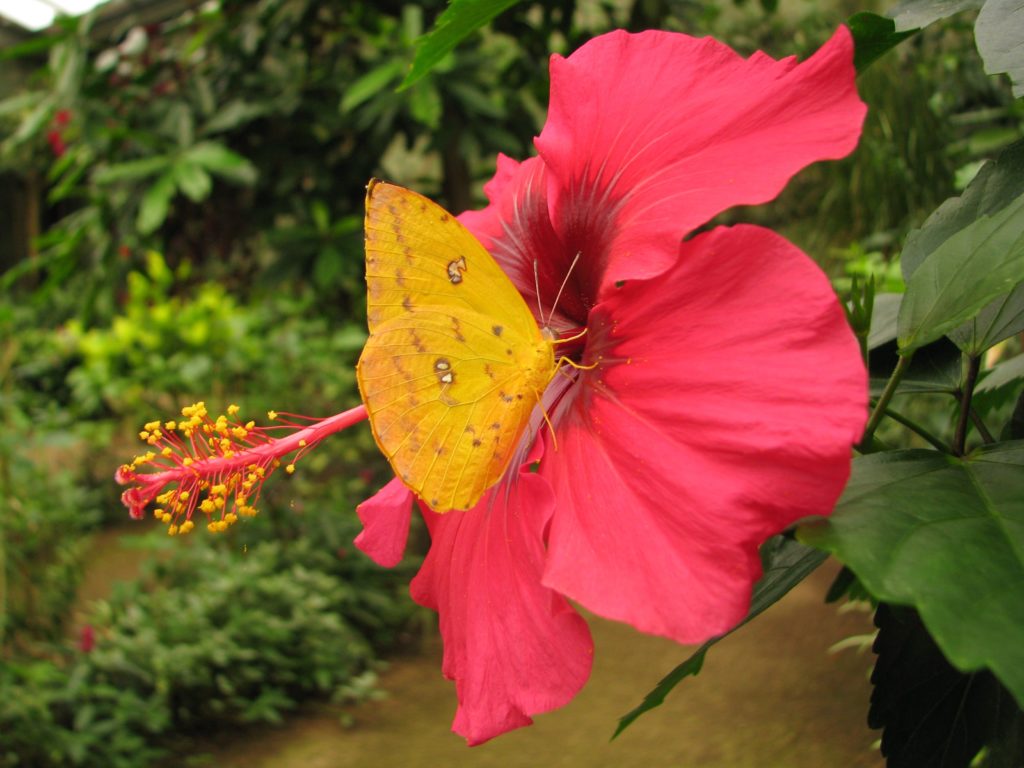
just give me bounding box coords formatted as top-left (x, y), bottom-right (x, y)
top-left (0, 535), bottom-right (419, 768)
top-left (0, 0), bottom-right (1021, 763)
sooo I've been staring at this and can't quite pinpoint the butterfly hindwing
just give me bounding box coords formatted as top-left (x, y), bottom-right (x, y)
top-left (358, 308), bottom-right (546, 511)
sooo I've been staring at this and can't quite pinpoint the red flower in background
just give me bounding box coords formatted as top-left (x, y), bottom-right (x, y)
top-left (355, 27), bottom-right (868, 744)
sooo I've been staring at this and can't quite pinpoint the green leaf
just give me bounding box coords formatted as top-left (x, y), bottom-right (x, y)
top-left (886, 0), bottom-right (984, 32)
top-left (137, 172), bottom-right (177, 235)
top-left (172, 160), bottom-right (213, 202)
top-left (94, 156), bottom-right (171, 184)
top-left (897, 191), bottom-right (1024, 352)
top-left (978, 354), bottom-right (1024, 394)
top-left (799, 444), bottom-right (1024, 708)
top-left (183, 142), bottom-right (257, 185)
top-left (201, 100), bottom-right (271, 135)
top-left (975, 0), bottom-right (1024, 98)
top-left (902, 141), bottom-right (1024, 354)
top-left (613, 537), bottom-right (826, 738)
top-left (400, 0), bottom-right (522, 90)
top-left (868, 292), bottom-right (903, 350)
top-left (870, 604), bottom-right (1020, 768)
top-left (340, 60), bottom-right (405, 113)
top-left (848, 12), bottom-right (917, 72)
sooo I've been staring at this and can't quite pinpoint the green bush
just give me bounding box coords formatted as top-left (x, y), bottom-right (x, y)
top-left (0, 537), bottom-right (418, 768)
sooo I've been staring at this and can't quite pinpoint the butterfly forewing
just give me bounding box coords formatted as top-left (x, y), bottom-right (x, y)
top-left (363, 180), bottom-right (539, 340)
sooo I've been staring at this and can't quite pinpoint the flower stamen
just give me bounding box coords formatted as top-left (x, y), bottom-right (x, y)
top-left (116, 402), bottom-right (368, 534)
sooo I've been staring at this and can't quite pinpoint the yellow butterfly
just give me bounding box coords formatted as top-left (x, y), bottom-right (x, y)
top-left (356, 180), bottom-right (557, 512)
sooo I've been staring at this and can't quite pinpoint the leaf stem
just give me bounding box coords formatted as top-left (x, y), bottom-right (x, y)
top-left (860, 353), bottom-right (913, 449)
top-left (969, 408), bottom-right (996, 444)
top-left (882, 407), bottom-right (951, 452)
top-left (953, 354), bottom-right (982, 456)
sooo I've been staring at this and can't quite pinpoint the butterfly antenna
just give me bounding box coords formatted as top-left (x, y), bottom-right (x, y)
top-left (533, 259), bottom-right (546, 326)
top-left (547, 251), bottom-right (581, 326)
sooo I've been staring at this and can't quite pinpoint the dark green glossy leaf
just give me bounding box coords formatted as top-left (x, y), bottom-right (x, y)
top-left (887, 0), bottom-right (984, 31)
top-left (868, 292), bottom-right (902, 350)
top-left (975, 0), bottom-right (1024, 98)
top-left (902, 141), bottom-right (1024, 354)
top-left (613, 537), bottom-right (826, 738)
top-left (400, 0), bottom-right (521, 90)
top-left (799, 444), bottom-right (1024, 707)
top-left (870, 604), bottom-right (1020, 768)
top-left (898, 191), bottom-right (1024, 352)
top-left (848, 12), bottom-right (917, 72)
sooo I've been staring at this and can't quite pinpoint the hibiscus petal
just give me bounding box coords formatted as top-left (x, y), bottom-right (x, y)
top-left (354, 477), bottom-right (413, 567)
top-left (542, 224), bottom-right (867, 644)
top-left (536, 26), bottom-right (866, 300)
top-left (459, 156), bottom-right (589, 331)
top-left (410, 471), bottom-right (593, 744)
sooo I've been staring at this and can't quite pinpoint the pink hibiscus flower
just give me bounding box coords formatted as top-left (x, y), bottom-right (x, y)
top-left (354, 27), bottom-right (868, 743)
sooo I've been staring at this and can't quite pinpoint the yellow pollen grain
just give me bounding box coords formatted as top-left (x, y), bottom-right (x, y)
top-left (267, 410), bottom-right (277, 421)
top-left (227, 404), bottom-right (240, 415)
top-left (285, 463), bottom-right (295, 474)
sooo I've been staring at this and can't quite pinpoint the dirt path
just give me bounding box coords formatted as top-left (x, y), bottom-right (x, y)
top-left (193, 564), bottom-right (881, 767)
top-left (80, 530), bottom-right (882, 767)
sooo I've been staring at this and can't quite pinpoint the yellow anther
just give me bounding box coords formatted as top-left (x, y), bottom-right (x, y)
top-left (165, 420), bottom-right (177, 430)
top-left (223, 451), bottom-right (235, 459)
top-left (236, 495), bottom-right (247, 506)
top-left (179, 490), bottom-right (190, 501)
top-left (286, 463), bottom-right (296, 474)
top-left (161, 512), bottom-right (172, 523)
top-left (245, 421), bottom-right (255, 430)
top-left (168, 524), bottom-right (178, 536)
top-left (267, 410), bottom-right (277, 421)
top-left (211, 484), bottom-right (227, 496)
top-left (225, 513), bottom-right (238, 524)
top-left (144, 420), bottom-right (161, 432)
top-left (183, 457), bottom-right (194, 466)
top-left (139, 431), bottom-right (150, 441)
top-left (157, 492), bottom-right (174, 505)
top-left (227, 404), bottom-right (240, 415)
top-left (207, 522), bottom-right (218, 533)
top-left (180, 520), bottom-right (194, 534)
top-left (161, 446), bottom-right (173, 457)
top-left (219, 438), bottom-right (232, 452)
top-left (214, 497), bottom-right (225, 509)
top-left (200, 499), bottom-right (216, 514)
top-left (154, 508), bottom-right (164, 519)
top-left (232, 427), bottom-right (248, 439)
top-left (298, 439), bottom-right (307, 448)
top-left (215, 520), bottom-right (228, 532)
